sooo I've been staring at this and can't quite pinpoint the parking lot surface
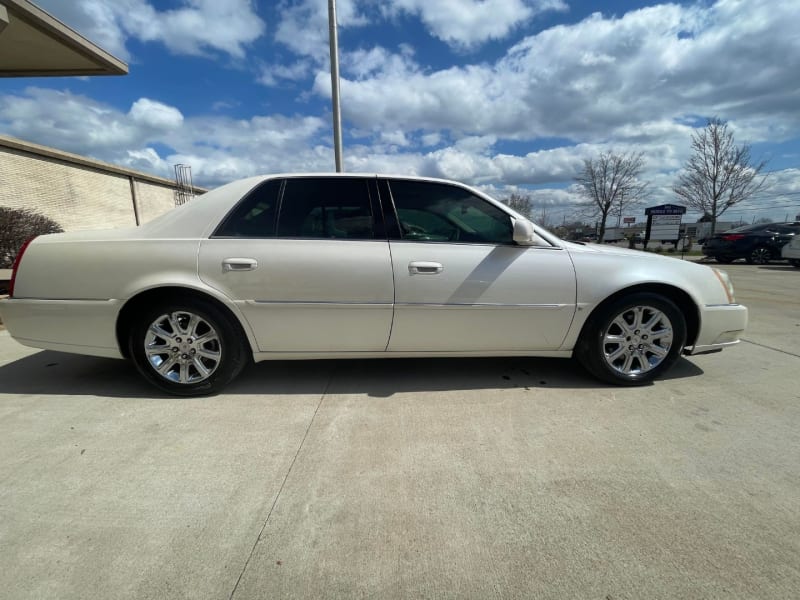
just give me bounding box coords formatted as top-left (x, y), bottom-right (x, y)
top-left (1, 262), bottom-right (798, 599)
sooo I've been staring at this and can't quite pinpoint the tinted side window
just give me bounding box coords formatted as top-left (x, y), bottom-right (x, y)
top-left (388, 180), bottom-right (513, 244)
top-left (277, 178), bottom-right (376, 239)
top-left (214, 179), bottom-right (282, 237)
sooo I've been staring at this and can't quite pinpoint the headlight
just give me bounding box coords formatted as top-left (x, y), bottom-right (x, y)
top-left (712, 268), bottom-right (736, 304)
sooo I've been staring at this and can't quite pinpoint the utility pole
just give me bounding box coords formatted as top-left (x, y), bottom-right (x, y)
top-left (327, 0), bottom-right (344, 172)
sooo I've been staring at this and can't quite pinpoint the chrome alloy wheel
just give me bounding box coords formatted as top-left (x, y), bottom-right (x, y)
top-left (602, 305), bottom-right (673, 376)
top-left (144, 311), bottom-right (222, 384)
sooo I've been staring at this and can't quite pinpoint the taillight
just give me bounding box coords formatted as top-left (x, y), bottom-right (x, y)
top-left (8, 236), bottom-right (37, 298)
top-left (722, 234), bottom-right (745, 242)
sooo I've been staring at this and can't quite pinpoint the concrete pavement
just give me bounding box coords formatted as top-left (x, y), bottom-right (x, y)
top-left (0, 264), bottom-right (798, 599)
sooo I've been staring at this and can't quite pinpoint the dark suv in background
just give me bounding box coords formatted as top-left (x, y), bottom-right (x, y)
top-left (702, 222), bottom-right (800, 264)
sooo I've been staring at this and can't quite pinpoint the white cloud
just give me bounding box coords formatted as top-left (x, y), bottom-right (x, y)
top-left (1, 88), bottom-right (144, 150)
top-left (320, 1), bottom-right (800, 147)
top-left (379, 131), bottom-right (411, 147)
top-left (121, 147), bottom-right (170, 173)
top-left (258, 60), bottom-right (312, 87)
top-left (421, 133), bottom-right (443, 147)
top-left (36, 0), bottom-right (265, 60)
top-left (341, 46), bottom-right (417, 80)
top-left (129, 99), bottom-right (184, 131)
top-left (274, 0), bottom-right (368, 62)
top-left (385, 0), bottom-right (566, 47)
top-left (0, 88), bottom-right (328, 184)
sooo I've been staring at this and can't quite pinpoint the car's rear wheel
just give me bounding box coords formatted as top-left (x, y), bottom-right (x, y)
top-left (746, 246), bottom-right (772, 264)
top-left (128, 297), bottom-right (249, 396)
top-left (576, 293), bottom-right (687, 386)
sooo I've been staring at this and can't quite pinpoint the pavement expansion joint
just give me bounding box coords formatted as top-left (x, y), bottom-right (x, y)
top-left (227, 366), bottom-right (336, 600)
top-left (740, 338), bottom-right (800, 359)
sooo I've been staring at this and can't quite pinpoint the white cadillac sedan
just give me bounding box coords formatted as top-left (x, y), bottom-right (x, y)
top-left (0, 174), bottom-right (747, 396)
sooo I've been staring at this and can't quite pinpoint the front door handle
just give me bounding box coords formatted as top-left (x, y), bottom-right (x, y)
top-left (223, 258), bottom-right (258, 272)
top-left (408, 261), bottom-right (443, 275)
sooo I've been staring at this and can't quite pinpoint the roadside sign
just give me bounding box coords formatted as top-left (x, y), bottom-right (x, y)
top-left (644, 204), bottom-right (686, 243)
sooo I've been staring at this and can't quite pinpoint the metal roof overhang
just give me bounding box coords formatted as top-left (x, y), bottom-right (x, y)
top-left (0, 0), bottom-right (127, 77)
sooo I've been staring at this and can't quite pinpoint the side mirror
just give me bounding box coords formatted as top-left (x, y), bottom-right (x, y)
top-left (512, 218), bottom-right (536, 245)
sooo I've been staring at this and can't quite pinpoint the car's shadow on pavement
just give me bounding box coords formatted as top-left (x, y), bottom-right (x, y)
top-left (0, 350), bottom-right (704, 398)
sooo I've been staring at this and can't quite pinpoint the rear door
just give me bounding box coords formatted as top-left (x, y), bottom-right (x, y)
top-left (380, 178), bottom-right (577, 352)
top-left (198, 176), bottom-right (394, 352)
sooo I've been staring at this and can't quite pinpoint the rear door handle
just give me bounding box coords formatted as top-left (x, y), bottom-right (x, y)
top-left (222, 258), bottom-right (258, 272)
top-left (408, 261), bottom-right (443, 275)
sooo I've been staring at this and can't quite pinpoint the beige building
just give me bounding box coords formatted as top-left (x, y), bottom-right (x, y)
top-left (1, 135), bottom-right (203, 231)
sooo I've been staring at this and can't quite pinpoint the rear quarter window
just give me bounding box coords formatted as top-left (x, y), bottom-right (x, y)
top-left (214, 179), bottom-right (282, 237)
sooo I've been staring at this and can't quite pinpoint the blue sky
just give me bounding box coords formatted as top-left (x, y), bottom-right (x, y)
top-left (1, 0), bottom-right (799, 224)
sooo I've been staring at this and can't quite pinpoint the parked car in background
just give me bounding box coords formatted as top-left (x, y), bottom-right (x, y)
top-left (702, 222), bottom-right (800, 264)
top-left (0, 174), bottom-right (747, 395)
top-left (782, 234), bottom-right (800, 267)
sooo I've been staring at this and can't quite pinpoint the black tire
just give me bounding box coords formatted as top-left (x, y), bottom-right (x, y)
top-left (746, 246), bottom-right (772, 264)
top-left (789, 259), bottom-right (800, 268)
top-left (128, 296), bottom-right (250, 396)
top-left (575, 293), bottom-right (687, 386)
top-left (714, 256), bottom-right (734, 264)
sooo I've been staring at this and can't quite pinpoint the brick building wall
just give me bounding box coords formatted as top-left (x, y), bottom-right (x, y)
top-left (0, 135), bottom-right (205, 232)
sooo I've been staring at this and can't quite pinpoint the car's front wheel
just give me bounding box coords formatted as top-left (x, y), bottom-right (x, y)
top-left (746, 246), bottom-right (772, 264)
top-left (576, 293), bottom-right (687, 386)
top-left (128, 297), bottom-right (249, 396)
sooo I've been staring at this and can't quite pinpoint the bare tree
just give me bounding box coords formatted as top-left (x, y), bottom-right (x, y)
top-left (673, 118), bottom-right (768, 236)
top-left (0, 207), bottom-right (63, 268)
top-left (502, 193), bottom-right (533, 218)
top-left (574, 151), bottom-right (648, 242)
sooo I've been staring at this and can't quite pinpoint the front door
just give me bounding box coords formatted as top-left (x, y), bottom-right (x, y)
top-left (382, 179), bottom-right (576, 352)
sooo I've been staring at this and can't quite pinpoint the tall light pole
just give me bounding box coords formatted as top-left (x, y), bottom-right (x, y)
top-left (327, 0), bottom-right (344, 172)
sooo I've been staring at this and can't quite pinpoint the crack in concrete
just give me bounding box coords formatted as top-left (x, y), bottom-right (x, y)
top-left (228, 366), bottom-right (335, 600)
top-left (741, 338), bottom-right (800, 359)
